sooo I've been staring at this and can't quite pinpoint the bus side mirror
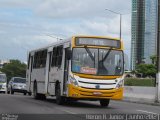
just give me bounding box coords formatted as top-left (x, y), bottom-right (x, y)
top-left (66, 49), bottom-right (72, 60)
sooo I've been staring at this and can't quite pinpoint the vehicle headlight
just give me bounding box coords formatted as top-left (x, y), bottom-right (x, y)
top-left (23, 85), bottom-right (26, 88)
top-left (2, 84), bottom-right (6, 88)
top-left (69, 76), bottom-right (79, 86)
top-left (13, 84), bottom-right (18, 87)
top-left (116, 79), bottom-right (124, 89)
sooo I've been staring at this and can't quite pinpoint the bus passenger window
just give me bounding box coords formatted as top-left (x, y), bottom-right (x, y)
top-left (57, 46), bottom-right (63, 67)
top-left (51, 47), bottom-right (57, 67)
top-left (51, 46), bottom-right (63, 68)
top-left (27, 54), bottom-right (31, 69)
top-left (33, 50), bottom-right (47, 68)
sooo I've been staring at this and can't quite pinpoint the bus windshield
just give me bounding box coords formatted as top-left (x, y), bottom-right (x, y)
top-left (72, 48), bottom-right (124, 76)
top-left (0, 74), bottom-right (6, 83)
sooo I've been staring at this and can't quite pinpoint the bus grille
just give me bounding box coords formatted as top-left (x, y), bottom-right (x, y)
top-left (78, 80), bottom-right (116, 89)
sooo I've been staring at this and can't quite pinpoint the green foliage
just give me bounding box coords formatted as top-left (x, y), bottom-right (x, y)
top-left (124, 78), bottom-right (155, 87)
top-left (136, 64), bottom-right (156, 77)
top-left (0, 60), bottom-right (27, 82)
top-left (150, 55), bottom-right (157, 65)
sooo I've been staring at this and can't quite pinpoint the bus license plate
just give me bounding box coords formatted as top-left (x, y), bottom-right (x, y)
top-left (93, 92), bottom-right (102, 96)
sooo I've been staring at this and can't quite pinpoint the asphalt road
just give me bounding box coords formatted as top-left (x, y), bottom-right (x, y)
top-left (0, 93), bottom-right (160, 120)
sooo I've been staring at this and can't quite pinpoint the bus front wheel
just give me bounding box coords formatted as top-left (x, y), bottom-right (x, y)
top-left (55, 84), bottom-right (64, 105)
top-left (99, 99), bottom-right (110, 107)
top-left (28, 92), bottom-right (32, 96)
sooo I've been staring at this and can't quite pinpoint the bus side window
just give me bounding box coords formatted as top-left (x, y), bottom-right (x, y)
top-left (40, 50), bottom-right (47, 67)
top-left (56, 45), bottom-right (63, 68)
top-left (51, 45), bottom-right (63, 68)
top-left (33, 50), bottom-right (47, 68)
top-left (27, 54), bottom-right (31, 69)
top-left (33, 52), bottom-right (38, 68)
top-left (51, 47), bottom-right (57, 67)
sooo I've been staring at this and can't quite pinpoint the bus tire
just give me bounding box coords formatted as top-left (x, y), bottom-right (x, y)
top-left (40, 94), bottom-right (46, 100)
top-left (55, 83), bottom-right (64, 105)
top-left (99, 99), bottom-right (110, 107)
top-left (7, 90), bottom-right (10, 94)
top-left (33, 82), bottom-right (40, 99)
top-left (28, 92), bottom-right (32, 96)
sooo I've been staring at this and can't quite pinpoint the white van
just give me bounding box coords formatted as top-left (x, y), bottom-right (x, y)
top-left (0, 73), bottom-right (7, 93)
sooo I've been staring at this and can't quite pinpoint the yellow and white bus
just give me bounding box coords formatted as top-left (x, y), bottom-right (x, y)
top-left (26, 36), bottom-right (124, 107)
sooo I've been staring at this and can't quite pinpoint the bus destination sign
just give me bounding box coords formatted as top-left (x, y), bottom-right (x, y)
top-left (76, 38), bottom-right (121, 48)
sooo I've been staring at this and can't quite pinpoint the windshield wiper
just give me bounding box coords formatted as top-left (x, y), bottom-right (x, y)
top-left (84, 46), bottom-right (95, 67)
top-left (84, 46), bottom-right (95, 61)
top-left (101, 47), bottom-right (113, 62)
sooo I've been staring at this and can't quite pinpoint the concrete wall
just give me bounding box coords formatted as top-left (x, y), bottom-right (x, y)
top-left (124, 86), bottom-right (156, 103)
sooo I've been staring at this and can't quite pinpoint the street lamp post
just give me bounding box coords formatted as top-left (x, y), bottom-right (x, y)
top-left (155, 0), bottom-right (160, 103)
top-left (120, 14), bottom-right (122, 40)
top-left (105, 9), bottom-right (122, 40)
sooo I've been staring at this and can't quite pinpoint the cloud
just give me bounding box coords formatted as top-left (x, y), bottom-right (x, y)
top-left (35, 0), bottom-right (131, 19)
top-left (0, 0), bottom-right (131, 62)
top-left (0, 0), bottom-right (39, 9)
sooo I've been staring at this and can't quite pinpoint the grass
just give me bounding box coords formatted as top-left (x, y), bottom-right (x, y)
top-left (124, 78), bottom-right (155, 87)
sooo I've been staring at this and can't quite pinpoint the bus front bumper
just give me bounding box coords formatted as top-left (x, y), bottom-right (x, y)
top-left (68, 84), bottom-right (123, 100)
top-left (0, 88), bottom-right (6, 93)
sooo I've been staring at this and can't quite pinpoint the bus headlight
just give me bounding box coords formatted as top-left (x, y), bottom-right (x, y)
top-left (69, 76), bottom-right (79, 86)
top-left (2, 83), bottom-right (6, 88)
top-left (116, 79), bottom-right (124, 89)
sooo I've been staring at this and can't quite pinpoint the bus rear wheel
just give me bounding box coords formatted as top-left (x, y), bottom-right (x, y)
top-left (33, 82), bottom-right (40, 99)
top-left (99, 99), bottom-right (110, 107)
top-left (55, 84), bottom-right (64, 105)
top-left (7, 90), bottom-right (10, 94)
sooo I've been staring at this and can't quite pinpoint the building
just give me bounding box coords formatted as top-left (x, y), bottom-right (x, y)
top-left (124, 53), bottom-right (129, 71)
top-left (131, 0), bottom-right (158, 70)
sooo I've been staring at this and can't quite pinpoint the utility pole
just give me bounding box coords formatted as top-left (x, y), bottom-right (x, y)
top-left (105, 9), bottom-right (122, 40)
top-left (120, 14), bottom-right (122, 40)
top-left (105, 9), bottom-right (132, 41)
top-left (155, 0), bottom-right (160, 103)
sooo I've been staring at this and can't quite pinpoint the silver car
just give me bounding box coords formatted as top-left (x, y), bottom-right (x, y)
top-left (7, 77), bottom-right (27, 95)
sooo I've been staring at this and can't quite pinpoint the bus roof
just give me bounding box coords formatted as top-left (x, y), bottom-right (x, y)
top-left (72, 35), bottom-right (121, 41)
top-left (28, 35), bottom-right (121, 53)
top-left (28, 38), bottom-right (71, 53)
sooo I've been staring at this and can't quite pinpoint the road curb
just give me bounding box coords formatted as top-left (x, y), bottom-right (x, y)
top-left (123, 97), bottom-right (160, 106)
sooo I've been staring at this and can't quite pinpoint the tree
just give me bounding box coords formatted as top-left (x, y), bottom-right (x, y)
top-left (150, 55), bottom-right (157, 65)
top-left (0, 60), bottom-right (27, 82)
top-left (136, 64), bottom-right (156, 77)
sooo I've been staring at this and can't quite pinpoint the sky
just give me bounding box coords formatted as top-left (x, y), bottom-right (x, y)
top-left (0, 0), bottom-right (131, 64)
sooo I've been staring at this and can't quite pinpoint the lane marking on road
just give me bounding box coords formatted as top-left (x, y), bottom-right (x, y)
top-left (55, 107), bottom-right (77, 114)
top-left (137, 110), bottom-right (158, 115)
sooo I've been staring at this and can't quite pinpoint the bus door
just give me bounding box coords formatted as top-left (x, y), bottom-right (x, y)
top-left (63, 47), bottom-right (70, 94)
top-left (46, 51), bottom-right (52, 94)
top-left (27, 54), bottom-right (33, 92)
top-left (45, 47), bottom-right (53, 95)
